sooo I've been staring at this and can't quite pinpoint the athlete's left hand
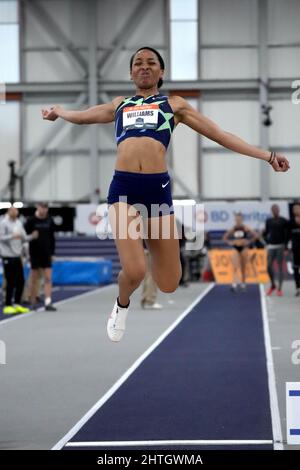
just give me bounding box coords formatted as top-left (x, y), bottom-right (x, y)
top-left (271, 153), bottom-right (290, 172)
top-left (42, 106), bottom-right (61, 121)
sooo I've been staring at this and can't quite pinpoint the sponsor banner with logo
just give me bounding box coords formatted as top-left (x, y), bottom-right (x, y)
top-left (177, 200), bottom-right (289, 231)
top-left (75, 204), bottom-right (109, 235)
top-left (209, 248), bottom-right (269, 284)
top-left (75, 200), bottom-right (289, 236)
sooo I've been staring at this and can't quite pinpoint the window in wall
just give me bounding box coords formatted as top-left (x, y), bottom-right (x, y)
top-left (170, 0), bottom-right (198, 80)
top-left (0, 0), bottom-right (19, 83)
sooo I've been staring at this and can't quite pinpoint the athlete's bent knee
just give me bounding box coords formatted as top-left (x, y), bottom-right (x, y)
top-left (157, 278), bottom-right (180, 293)
top-left (122, 266), bottom-right (146, 285)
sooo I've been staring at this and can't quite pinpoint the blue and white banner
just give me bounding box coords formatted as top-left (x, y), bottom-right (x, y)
top-left (198, 200), bottom-right (289, 231)
top-left (75, 201), bottom-right (289, 235)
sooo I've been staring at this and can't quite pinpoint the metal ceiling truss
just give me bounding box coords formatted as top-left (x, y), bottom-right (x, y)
top-left (23, 0), bottom-right (88, 78)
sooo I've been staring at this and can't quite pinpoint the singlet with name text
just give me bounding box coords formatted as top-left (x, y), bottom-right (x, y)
top-left (232, 225), bottom-right (248, 240)
top-left (114, 94), bottom-right (175, 150)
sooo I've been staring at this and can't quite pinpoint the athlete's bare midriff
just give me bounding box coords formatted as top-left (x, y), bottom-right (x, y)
top-left (115, 137), bottom-right (168, 173)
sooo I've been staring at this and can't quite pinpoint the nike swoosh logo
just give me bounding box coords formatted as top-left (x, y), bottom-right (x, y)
top-left (162, 181), bottom-right (170, 188)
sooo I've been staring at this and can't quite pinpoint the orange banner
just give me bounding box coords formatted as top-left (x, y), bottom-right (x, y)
top-left (209, 249), bottom-right (269, 284)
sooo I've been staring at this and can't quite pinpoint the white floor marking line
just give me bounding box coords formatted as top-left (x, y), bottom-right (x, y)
top-left (65, 439), bottom-right (273, 447)
top-left (259, 284), bottom-right (284, 450)
top-left (52, 284), bottom-right (215, 450)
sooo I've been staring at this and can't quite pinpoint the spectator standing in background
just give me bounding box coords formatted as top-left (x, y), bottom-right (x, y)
top-left (223, 213), bottom-right (258, 292)
top-left (140, 244), bottom-right (162, 310)
top-left (25, 202), bottom-right (57, 311)
top-left (263, 204), bottom-right (289, 297)
top-left (290, 204), bottom-right (300, 297)
top-left (0, 206), bottom-right (38, 314)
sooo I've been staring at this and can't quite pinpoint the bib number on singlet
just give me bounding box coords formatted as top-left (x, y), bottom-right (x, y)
top-left (123, 104), bottom-right (159, 130)
top-left (233, 230), bottom-right (245, 239)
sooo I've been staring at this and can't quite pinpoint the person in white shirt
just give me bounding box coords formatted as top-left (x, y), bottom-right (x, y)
top-left (0, 207), bottom-right (38, 314)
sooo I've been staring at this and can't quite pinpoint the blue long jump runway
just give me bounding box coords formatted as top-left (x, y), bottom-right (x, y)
top-left (58, 285), bottom-right (275, 450)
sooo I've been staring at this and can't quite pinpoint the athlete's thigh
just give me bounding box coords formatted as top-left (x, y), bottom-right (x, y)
top-left (146, 214), bottom-right (181, 280)
top-left (109, 202), bottom-right (146, 274)
top-left (231, 249), bottom-right (241, 268)
top-left (240, 248), bottom-right (249, 265)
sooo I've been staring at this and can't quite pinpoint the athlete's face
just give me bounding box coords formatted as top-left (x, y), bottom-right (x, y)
top-left (130, 50), bottom-right (164, 90)
top-left (235, 214), bottom-right (243, 225)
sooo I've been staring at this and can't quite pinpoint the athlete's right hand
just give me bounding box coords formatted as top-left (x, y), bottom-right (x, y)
top-left (41, 106), bottom-right (61, 121)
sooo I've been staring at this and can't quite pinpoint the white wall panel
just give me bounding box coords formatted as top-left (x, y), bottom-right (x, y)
top-left (201, 101), bottom-right (260, 147)
top-left (268, 0), bottom-right (300, 78)
top-left (172, 98), bottom-right (198, 196)
top-left (0, 102), bottom-right (20, 196)
top-left (268, 0), bottom-right (300, 44)
top-left (54, 155), bottom-right (89, 201)
top-left (269, 100), bottom-right (300, 147)
top-left (25, 52), bottom-right (83, 82)
top-left (200, 0), bottom-right (258, 44)
top-left (98, 124), bottom-right (115, 150)
top-left (24, 154), bottom-right (91, 202)
top-left (202, 152), bottom-right (260, 198)
top-left (269, 48), bottom-right (300, 79)
top-left (24, 103), bottom-right (73, 149)
top-left (24, 156), bottom-right (52, 201)
top-left (200, 100), bottom-right (260, 198)
top-left (201, 49), bottom-right (258, 80)
top-left (270, 152), bottom-right (300, 198)
top-left (99, 155), bottom-right (117, 202)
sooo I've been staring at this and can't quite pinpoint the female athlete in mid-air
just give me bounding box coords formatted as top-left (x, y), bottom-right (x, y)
top-left (42, 46), bottom-right (290, 342)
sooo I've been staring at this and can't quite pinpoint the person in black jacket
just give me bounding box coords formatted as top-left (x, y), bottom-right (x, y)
top-left (25, 202), bottom-right (57, 311)
top-left (263, 204), bottom-right (289, 296)
top-left (290, 204), bottom-right (300, 297)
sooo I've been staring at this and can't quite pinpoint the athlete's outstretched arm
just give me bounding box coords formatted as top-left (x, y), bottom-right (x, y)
top-left (223, 228), bottom-right (234, 245)
top-left (41, 96), bottom-right (124, 125)
top-left (174, 96), bottom-right (290, 172)
top-left (245, 226), bottom-right (259, 244)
